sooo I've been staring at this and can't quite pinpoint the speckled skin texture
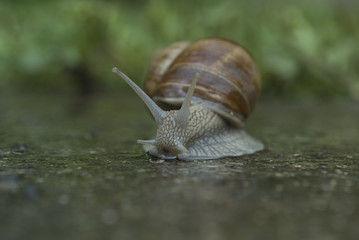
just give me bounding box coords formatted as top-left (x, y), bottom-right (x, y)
top-left (142, 105), bottom-right (264, 160)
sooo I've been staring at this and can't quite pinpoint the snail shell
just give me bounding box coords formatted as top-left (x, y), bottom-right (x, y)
top-left (112, 38), bottom-right (264, 160)
top-left (145, 38), bottom-right (261, 128)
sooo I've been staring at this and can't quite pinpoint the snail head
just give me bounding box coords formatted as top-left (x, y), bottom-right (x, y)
top-left (112, 67), bottom-right (199, 160)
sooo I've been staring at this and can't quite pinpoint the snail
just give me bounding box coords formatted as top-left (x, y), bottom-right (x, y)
top-left (112, 38), bottom-right (264, 160)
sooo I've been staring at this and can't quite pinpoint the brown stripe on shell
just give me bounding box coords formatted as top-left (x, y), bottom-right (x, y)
top-left (144, 41), bottom-right (190, 96)
top-left (154, 66), bottom-right (251, 118)
top-left (162, 62), bottom-right (250, 109)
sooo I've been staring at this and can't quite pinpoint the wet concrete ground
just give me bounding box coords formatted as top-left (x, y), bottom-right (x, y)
top-left (0, 92), bottom-right (358, 240)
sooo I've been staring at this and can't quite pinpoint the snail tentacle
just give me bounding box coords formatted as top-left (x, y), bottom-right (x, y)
top-left (175, 73), bottom-right (199, 128)
top-left (137, 139), bottom-right (156, 145)
top-left (112, 67), bottom-right (165, 125)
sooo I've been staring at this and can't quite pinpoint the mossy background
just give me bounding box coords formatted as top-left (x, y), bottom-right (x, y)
top-left (1, 0), bottom-right (358, 99)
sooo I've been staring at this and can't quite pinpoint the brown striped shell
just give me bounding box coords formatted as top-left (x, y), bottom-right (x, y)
top-left (144, 38), bottom-right (261, 128)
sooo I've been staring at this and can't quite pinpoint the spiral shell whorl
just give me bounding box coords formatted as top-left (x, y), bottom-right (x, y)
top-left (145, 38), bottom-right (261, 128)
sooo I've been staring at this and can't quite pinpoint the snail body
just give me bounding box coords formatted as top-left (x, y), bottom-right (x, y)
top-left (113, 38), bottom-right (264, 160)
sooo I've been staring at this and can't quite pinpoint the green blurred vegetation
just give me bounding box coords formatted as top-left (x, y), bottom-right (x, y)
top-left (0, 0), bottom-right (358, 99)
